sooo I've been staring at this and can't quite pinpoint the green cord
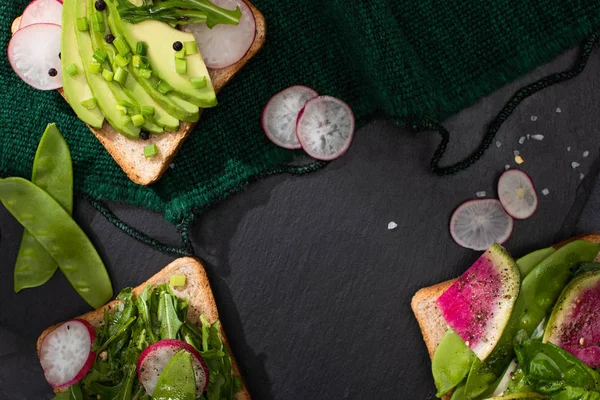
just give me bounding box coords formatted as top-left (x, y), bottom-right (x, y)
top-left (407, 31), bottom-right (600, 176)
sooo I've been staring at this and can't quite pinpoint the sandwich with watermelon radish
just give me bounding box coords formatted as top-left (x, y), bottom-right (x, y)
top-left (412, 234), bottom-right (600, 400)
top-left (37, 257), bottom-right (250, 399)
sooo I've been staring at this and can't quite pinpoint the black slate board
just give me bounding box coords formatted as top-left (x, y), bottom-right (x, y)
top-left (2, 45), bottom-right (600, 399)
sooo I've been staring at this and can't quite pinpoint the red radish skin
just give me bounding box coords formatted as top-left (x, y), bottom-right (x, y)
top-left (497, 169), bottom-right (538, 220)
top-left (39, 319), bottom-right (96, 388)
top-left (450, 199), bottom-right (514, 251)
top-left (437, 244), bottom-right (520, 360)
top-left (8, 23), bottom-right (63, 90)
top-left (182, 0), bottom-right (256, 69)
top-left (296, 96), bottom-right (355, 161)
top-left (20, 0), bottom-right (63, 29)
top-left (137, 339), bottom-right (209, 396)
top-left (261, 85), bottom-right (319, 149)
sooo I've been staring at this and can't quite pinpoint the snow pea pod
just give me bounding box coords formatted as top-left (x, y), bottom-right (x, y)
top-left (432, 329), bottom-right (476, 397)
top-left (516, 247), bottom-right (555, 278)
top-left (465, 240), bottom-right (600, 398)
top-left (14, 123), bottom-right (73, 292)
top-left (0, 177), bottom-right (112, 308)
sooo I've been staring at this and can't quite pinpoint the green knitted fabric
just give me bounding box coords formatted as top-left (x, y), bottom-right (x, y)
top-left (2, 0), bottom-right (600, 224)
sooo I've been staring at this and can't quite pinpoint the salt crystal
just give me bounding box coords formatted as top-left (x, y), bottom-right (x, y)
top-left (496, 141), bottom-right (502, 148)
top-left (518, 136), bottom-right (526, 144)
top-left (505, 164), bottom-right (511, 170)
top-left (572, 161), bottom-right (580, 169)
top-left (580, 173), bottom-right (585, 180)
top-left (476, 191), bottom-right (487, 198)
top-left (542, 188), bottom-right (550, 196)
top-left (526, 134), bottom-right (531, 140)
top-left (513, 150), bottom-right (520, 156)
top-left (515, 156), bottom-right (524, 164)
top-left (556, 107), bottom-right (562, 113)
top-left (388, 222), bottom-right (398, 230)
top-left (530, 115), bottom-right (538, 121)
top-left (580, 337), bottom-right (585, 346)
top-left (169, 163), bottom-right (175, 169)
top-left (531, 134), bottom-right (544, 141)
top-left (567, 146), bottom-right (571, 152)
top-left (583, 151), bottom-right (589, 158)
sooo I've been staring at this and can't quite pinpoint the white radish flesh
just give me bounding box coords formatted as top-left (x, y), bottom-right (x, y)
top-left (498, 169), bottom-right (538, 219)
top-left (450, 199), bottom-right (514, 251)
top-left (20, 0), bottom-right (63, 29)
top-left (8, 23), bottom-right (63, 90)
top-left (261, 85), bottom-right (319, 149)
top-left (137, 339), bottom-right (208, 397)
top-left (39, 319), bottom-right (96, 388)
top-left (182, 0), bottom-right (256, 69)
top-left (296, 96), bottom-right (355, 161)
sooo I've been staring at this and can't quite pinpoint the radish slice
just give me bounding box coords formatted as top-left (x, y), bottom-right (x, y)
top-left (20, 0), bottom-right (63, 29)
top-left (182, 0), bottom-right (256, 69)
top-left (8, 23), bottom-right (63, 90)
top-left (137, 339), bottom-right (208, 397)
top-left (450, 199), bottom-right (514, 251)
top-left (261, 85), bottom-right (319, 149)
top-left (39, 319), bottom-right (96, 389)
top-left (296, 96), bottom-right (355, 160)
top-left (497, 169), bottom-right (538, 220)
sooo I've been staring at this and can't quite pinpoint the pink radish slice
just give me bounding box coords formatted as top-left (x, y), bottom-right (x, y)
top-left (137, 339), bottom-right (208, 397)
top-left (450, 199), bottom-right (514, 251)
top-left (182, 0), bottom-right (256, 69)
top-left (20, 0), bottom-right (63, 29)
top-left (296, 96), bottom-right (355, 161)
top-left (8, 23), bottom-right (63, 90)
top-left (497, 169), bottom-right (538, 220)
top-left (261, 85), bottom-right (319, 149)
top-left (39, 319), bottom-right (96, 389)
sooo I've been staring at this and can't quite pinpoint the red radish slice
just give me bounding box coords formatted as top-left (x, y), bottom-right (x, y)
top-left (39, 319), bottom-right (96, 389)
top-left (182, 0), bottom-right (256, 69)
top-left (8, 23), bottom-right (63, 90)
top-left (497, 169), bottom-right (538, 220)
top-left (20, 0), bottom-right (63, 29)
top-left (261, 85), bottom-right (319, 149)
top-left (296, 96), bottom-right (355, 161)
top-left (137, 339), bottom-right (208, 397)
top-left (450, 199), bottom-right (514, 251)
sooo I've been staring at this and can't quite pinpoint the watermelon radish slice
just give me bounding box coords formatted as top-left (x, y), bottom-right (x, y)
top-left (8, 23), bottom-right (63, 90)
top-left (39, 319), bottom-right (96, 389)
top-left (137, 339), bottom-right (208, 397)
top-left (498, 170), bottom-right (538, 220)
top-left (296, 96), bottom-right (355, 160)
top-left (261, 85), bottom-right (319, 149)
top-left (450, 199), bottom-right (514, 251)
top-left (543, 269), bottom-right (600, 368)
top-left (437, 244), bottom-right (521, 361)
top-left (19, 0), bottom-right (63, 29)
top-left (182, 0), bottom-right (256, 69)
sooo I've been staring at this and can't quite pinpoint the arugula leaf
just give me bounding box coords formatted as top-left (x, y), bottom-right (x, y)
top-left (116, 0), bottom-right (241, 28)
top-left (136, 285), bottom-right (157, 343)
top-left (159, 291), bottom-right (183, 339)
top-left (52, 383), bottom-right (83, 400)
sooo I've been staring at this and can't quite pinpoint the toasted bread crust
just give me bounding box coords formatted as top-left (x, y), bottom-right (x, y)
top-left (15, 1), bottom-right (266, 186)
top-left (37, 257), bottom-right (251, 400)
top-left (411, 234), bottom-right (600, 398)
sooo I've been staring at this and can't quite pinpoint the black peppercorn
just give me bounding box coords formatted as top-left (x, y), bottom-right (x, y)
top-left (105, 34), bottom-right (115, 44)
top-left (95, 0), bottom-right (106, 11)
top-left (139, 130), bottom-right (150, 140)
top-left (48, 68), bottom-right (58, 77)
top-left (172, 41), bottom-right (183, 51)
top-left (58, 52), bottom-right (61, 59)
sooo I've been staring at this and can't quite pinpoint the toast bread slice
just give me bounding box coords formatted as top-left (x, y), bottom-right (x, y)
top-left (411, 233), bottom-right (600, 398)
top-left (36, 257), bottom-right (251, 400)
top-left (13, 2), bottom-right (266, 186)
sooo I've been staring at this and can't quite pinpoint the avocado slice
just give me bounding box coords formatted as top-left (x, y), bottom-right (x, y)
top-left (108, 1), bottom-right (217, 108)
top-left (61, 0), bottom-right (104, 129)
top-left (87, 0), bottom-right (163, 135)
top-left (105, 2), bottom-right (199, 123)
top-left (75, 0), bottom-right (140, 138)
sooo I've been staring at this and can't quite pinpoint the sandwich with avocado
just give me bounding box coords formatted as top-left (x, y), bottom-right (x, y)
top-left (412, 234), bottom-right (600, 399)
top-left (9, 0), bottom-right (265, 185)
top-left (37, 257), bottom-right (251, 399)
